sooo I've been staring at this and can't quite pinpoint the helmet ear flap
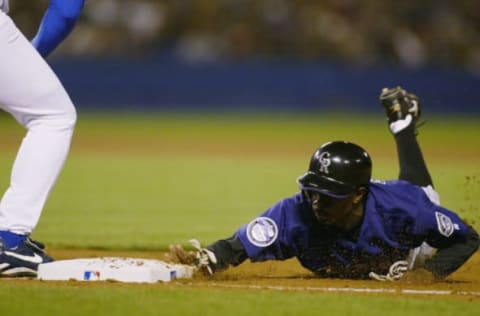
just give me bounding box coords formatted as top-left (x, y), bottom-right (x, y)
top-left (298, 141), bottom-right (372, 197)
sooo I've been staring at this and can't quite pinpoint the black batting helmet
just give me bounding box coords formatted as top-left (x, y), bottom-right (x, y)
top-left (297, 141), bottom-right (372, 198)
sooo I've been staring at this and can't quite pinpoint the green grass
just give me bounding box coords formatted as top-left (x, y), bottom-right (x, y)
top-left (0, 112), bottom-right (479, 315)
top-left (0, 282), bottom-right (479, 316)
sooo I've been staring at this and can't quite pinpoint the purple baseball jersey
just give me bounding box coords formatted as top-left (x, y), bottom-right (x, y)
top-left (236, 180), bottom-right (470, 278)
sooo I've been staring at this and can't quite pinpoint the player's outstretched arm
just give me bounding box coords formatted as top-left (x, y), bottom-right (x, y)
top-left (166, 236), bottom-right (247, 275)
top-left (32, 0), bottom-right (85, 57)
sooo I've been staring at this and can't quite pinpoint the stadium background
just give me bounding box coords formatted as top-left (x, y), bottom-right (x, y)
top-left (9, 0), bottom-right (480, 113)
top-left (1, 2), bottom-right (480, 315)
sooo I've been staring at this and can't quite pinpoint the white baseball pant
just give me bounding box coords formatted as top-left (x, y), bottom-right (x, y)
top-left (0, 9), bottom-right (76, 235)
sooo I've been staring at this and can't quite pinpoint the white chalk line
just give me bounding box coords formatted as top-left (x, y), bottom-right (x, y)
top-left (188, 282), bottom-right (480, 297)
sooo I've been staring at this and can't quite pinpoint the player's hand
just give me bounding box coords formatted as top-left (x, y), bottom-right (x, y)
top-left (368, 260), bottom-right (408, 281)
top-left (165, 243), bottom-right (197, 265)
top-left (165, 239), bottom-right (217, 275)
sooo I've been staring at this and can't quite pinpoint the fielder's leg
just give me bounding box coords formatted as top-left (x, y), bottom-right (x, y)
top-left (0, 12), bottom-right (76, 248)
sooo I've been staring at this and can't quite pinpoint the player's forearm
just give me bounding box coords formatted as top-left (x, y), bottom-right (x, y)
top-left (206, 234), bottom-right (248, 272)
top-left (425, 225), bottom-right (479, 279)
top-left (32, 0), bottom-right (85, 57)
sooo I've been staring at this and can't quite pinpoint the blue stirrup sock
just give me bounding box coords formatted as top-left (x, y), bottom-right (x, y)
top-left (0, 231), bottom-right (27, 249)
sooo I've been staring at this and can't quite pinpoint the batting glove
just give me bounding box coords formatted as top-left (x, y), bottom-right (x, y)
top-left (368, 260), bottom-right (409, 281)
top-left (189, 239), bottom-right (218, 275)
top-left (166, 239), bottom-right (218, 276)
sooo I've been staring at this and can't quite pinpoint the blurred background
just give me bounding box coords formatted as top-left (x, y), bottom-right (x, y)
top-left (9, 0), bottom-right (480, 113)
top-left (3, 1), bottom-right (479, 250)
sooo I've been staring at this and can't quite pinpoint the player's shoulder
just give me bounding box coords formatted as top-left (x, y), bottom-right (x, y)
top-left (369, 179), bottom-right (422, 193)
top-left (276, 192), bottom-right (306, 207)
top-left (367, 179), bottom-right (426, 210)
top-left (281, 192), bottom-right (314, 223)
top-left (262, 192), bottom-right (304, 216)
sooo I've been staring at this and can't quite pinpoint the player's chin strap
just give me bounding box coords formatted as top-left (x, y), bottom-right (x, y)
top-left (368, 260), bottom-right (408, 281)
top-left (189, 239), bottom-right (218, 275)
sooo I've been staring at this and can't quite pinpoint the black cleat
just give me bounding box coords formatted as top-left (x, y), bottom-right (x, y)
top-left (380, 86), bottom-right (421, 123)
top-left (0, 237), bottom-right (54, 277)
top-left (379, 86), bottom-right (422, 133)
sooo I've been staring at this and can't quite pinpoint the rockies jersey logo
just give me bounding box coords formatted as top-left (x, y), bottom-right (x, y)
top-left (318, 152), bottom-right (331, 174)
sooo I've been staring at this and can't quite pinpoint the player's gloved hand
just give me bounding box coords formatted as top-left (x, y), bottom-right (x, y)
top-left (368, 260), bottom-right (408, 282)
top-left (166, 239), bottom-right (218, 275)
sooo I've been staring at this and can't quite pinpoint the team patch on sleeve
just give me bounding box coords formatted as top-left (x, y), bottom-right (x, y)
top-left (435, 212), bottom-right (455, 237)
top-left (246, 217), bottom-right (278, 247)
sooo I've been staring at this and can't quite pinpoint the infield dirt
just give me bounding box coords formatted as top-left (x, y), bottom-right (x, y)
top-left (30, 248), bottom-right (480, 301)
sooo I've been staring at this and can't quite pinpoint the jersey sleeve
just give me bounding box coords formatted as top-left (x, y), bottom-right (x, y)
top-left (235, 194), bottom-right (305, 262)
top-left (32, 0), bottom-right (85, 57)
top-left (412, 190), bottom-right (472, 248)
top-left (410, 186), bottom-right (479, 277)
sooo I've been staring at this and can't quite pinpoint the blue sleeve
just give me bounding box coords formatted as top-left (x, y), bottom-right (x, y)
top-left (411, 189), bottom-right (472, 248)
top-left (32, 0), bottom-right (85, 57)
top-left (236, 194), bottom-right (306, 262)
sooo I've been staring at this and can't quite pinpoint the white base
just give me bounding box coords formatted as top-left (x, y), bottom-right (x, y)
top-left (37, 257), bottom-right (195, 283)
